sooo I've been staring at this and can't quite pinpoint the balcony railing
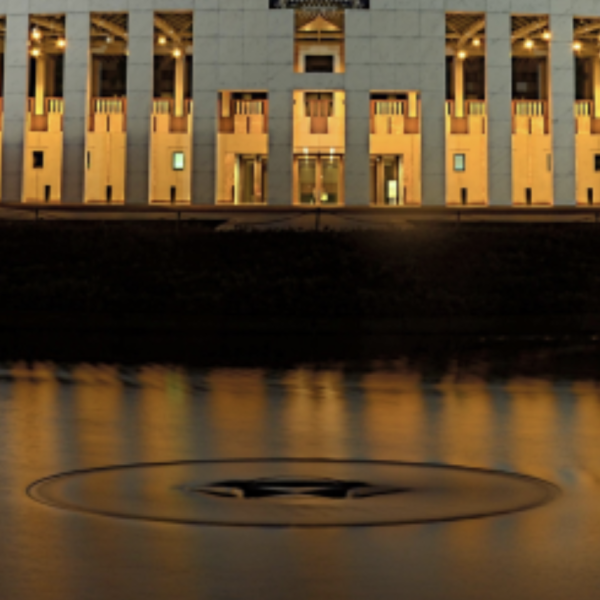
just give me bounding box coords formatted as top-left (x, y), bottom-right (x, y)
top-left (513, 101), bottom-right (546, 117)
top-left (468, 101), bottom-right (486, 116)
top-left (371, 99), bottom-right (419, 135)
top-left (373, 101), bottom-right (406, 116)
top-left (575, 101), bottom-right (592, 117)
top-left (94, 98), bottom-right (126, 114)
top-left (235, 100), bottom-right (266, 116)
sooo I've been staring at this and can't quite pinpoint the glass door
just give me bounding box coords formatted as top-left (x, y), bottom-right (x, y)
top-left (321, 156), bottom-right (340, 205)
top-left (298, 157), bottom-right (317, 204)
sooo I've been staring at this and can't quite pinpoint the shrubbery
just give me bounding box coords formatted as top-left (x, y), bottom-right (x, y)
top-left (0, 222), bottom-right (597, 319)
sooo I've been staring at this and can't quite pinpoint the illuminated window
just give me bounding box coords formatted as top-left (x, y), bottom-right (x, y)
top-left (33, 151), bottom-right (44, 169)
top-left (595, 154), bottom-right (600, 172)
top-left (454, 154), bottom-right (466, 172)
top-left (172, 152), bottom-right (185, 171)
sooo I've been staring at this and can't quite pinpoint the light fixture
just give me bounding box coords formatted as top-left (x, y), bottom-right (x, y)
top-left (524, 39), bottom-right (534, 50)
top-left (106, 35), bottom-right (113, 44)
top-left (31, 48), bottom-right (41, 57)
top-left (573, 41), bottom-right (582, 52)
top-left (31, 28), bottom-right (42, 41)
top-left (158, 35), bottom-right (167, 45)
top-left (542, 30), bottom-right (552, 41)
top-left (172, 48), bottom-right (182, 58)
top-left (56, 38), bottom-right (66, 49)
top-left (457, 50), bottom-right (467, 60)
top-left (472, 38), bottom-right (481, 47)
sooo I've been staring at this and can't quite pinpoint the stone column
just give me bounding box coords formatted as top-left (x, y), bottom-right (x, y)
top-left (454, 57), bottom-right (465, 118)
top-left (2, 14), bottom-right (29, 203)
top-left (34, 55), bottom-right (46, 116)
top-left (486, 12), bottom-right (512, 206)
top-left (62, 11), bottom-right (90, 204)
top-left (125, 9), bottom-right (153, 205)
top-left (174, 53), bottom-right (185, 118)
top-left (420, 9), bottom-right (446, 206)
top-left (266, 7), bottom-right (294, 206)
top-left (551, 14), bottom-right (576, 206)
top-left (192, 8), bottom-right (217, 205)
top-left (344, 90), bottom-right (371, 206)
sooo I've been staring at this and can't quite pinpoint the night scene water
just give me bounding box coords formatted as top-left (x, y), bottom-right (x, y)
top-left (1, 341), bottom-right (599, 600)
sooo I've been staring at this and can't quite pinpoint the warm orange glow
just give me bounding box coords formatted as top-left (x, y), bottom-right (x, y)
top-left (172, 48), bottom-right (182, 58)
top-left (472, 38), bottom-right (481, 47)
top-left (457, 50), bottom-right (467, 60)
top-left (57, 38), bottom-right (66, 49)
top-left (30, 48), bottom-right (41, 57)
top-left (524, 39), bottom-right (534, 50)
top-left (31, 28), bottom-right (42, 41)
top-left (542, 30), bottom-right (552, 41)
top-left (158, 35), bottom-right (167, 45)
top-left (573, 41), bottom-right (582, 52)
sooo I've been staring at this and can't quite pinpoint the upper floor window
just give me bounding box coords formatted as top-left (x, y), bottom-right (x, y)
top-left (295, 10), bottom-right (345, 73)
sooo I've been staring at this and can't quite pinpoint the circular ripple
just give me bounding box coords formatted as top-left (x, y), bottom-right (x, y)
top-left (27, 459), bottom-right (559, 528)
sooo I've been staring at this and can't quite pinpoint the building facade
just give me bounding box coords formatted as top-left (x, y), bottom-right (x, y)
top-left (0, 0), bottom-right (597, 207)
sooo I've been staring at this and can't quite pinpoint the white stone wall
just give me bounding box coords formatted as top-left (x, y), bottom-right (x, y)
top-left (0, 0), bottom-right (589, 206)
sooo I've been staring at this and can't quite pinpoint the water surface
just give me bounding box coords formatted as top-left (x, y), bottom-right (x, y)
top-left (1, 350), bottom-right (599, 599)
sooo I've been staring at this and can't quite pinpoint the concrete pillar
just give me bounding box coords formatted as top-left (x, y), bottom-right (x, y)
top-left (592, 56), bottom-right (600, 119)
top-left (34, 55), bottom-right (46, 116)
top-left (486, 12), bottom-right (512, 206)
top-left (2, 14), bottom-right (29, 203)
top-left (344, 89), bottom-right (371, 206)
top-left (266, 7), bottom-right (294, 206)
top-left (192, 8), bottom-right (217, 205)
top-left (420, 10), bottom-right (446, 206)
top-left (125, 10), bottom-right (153, 205)
top-left (550, 15), bottom-right (576, 206)
top-left (63, 11), bottom-right (90, 204)
top-left (454, 57), bottom-right (465, 118)
top-left (268, 89), bottom-right (293, 205)
top-left (174, 54), bottom-right (185, 117)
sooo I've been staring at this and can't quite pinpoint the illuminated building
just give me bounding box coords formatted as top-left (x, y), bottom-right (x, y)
top-left (0, 2), bottom-right (597, 206)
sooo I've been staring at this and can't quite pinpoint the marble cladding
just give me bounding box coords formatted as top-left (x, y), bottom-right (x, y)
top-left (0, 0), bottom-right (587, 206)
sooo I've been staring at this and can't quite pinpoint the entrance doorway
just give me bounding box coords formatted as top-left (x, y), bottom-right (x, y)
top-left (234, 155), bottom-right (268, 204)
top-left (370, 155), bottom-right (404, 205)
top-left (297, 154), bottom-right (343, 205)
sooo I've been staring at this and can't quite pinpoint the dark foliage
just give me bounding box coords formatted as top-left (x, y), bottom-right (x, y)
top-left (0, 222), bottom-right (596, 319)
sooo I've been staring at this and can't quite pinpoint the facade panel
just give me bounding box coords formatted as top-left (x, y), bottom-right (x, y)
top-left (0, 1), bottom-right (594, 208)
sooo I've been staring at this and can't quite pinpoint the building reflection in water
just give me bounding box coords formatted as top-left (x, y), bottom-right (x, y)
top-left (1, 359), bottom-right (600, 599)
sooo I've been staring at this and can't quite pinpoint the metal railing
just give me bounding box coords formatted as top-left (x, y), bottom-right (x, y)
top-left (235, 100), bottom-right (266, 115)
top-left (93, 98), bottom-right (126, 114)
top-left (373, 101), bottom-right (406, 116)
top-left (513, 100), bottom-right (546, 117)
top-left (575, 101), bottom-right (592, 117)
top-left (46, 98), bottom-right (64, 114)
top-left (467, 101), bottom-right (486, 116)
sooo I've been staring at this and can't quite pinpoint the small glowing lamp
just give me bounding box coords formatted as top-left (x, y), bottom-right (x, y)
top-left (524, 39), bottom-right (534, 50)
top-left (31, 28), bottom-right (42, 41)
top-left (573, 41), bottom-right (582, 52)
top-left (457, 49), bottom-right (467, 60)
top-left (542, 31), bottom-right (552, 41)
top-left (173, 48), bottom-right (182, 58)
top-left (31, 48), bottom-right (41, 57)
top-left (472, 38), bottom-right (481, 47)
top-left (56, 38), bottom-right (66, 49)
top-left (158, 35), bottom-right (167, 46)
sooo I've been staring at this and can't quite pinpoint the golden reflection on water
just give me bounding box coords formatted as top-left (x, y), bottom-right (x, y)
top-left (2, 361), bottom-right (600, 599)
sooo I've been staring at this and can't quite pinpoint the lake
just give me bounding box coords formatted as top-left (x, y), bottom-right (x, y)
top-left (1, 341), bottom-right (599, 599)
